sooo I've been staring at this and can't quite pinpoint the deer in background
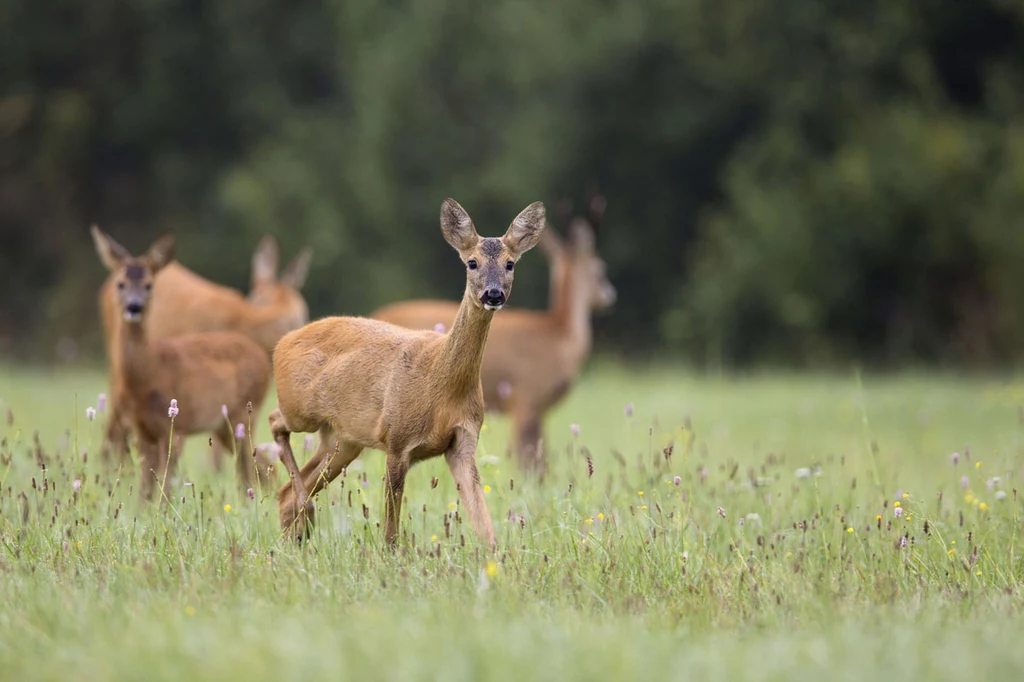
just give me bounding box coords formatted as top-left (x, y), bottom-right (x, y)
top-left (269, 199), bottom-right (545, 547)
top-left (371, 195), bottom-right (615, 476)
top-left (98, 234), bottom-right (311, 469)
top-left (91, 227), bottom-right (273, 499)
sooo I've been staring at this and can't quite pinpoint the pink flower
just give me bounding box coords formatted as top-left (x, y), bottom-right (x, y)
top-left (673, 476), bottom-right (681, 486)
top-left (433, 323), bottom-right (446, 334)
top-left (894, 506), bottom-right (903, 518)
top-left (624, 403), bottom-right (634, 417)
top-left (570, 423), bottom-right (580, 437)
top-left (900, 536), bottom-right (908, 548)
top-left (961, 475), bottom-right (969, 490)
top-left (73, 479), bottom-right (82, 491)
top-left (247, 488), bottom-right (255, 500)
top-left (97, 393), bottom-right (107, 413)
top-left (951, 452), bottom-right (960, 466)
top-left (304, 434), bottom-right (315, 451)
top-left (168, 399), bottom-right (179, 419)
top-left (235, 423), bottom-right (245, 439)
top-left (221, 404), bottom-right (229, 418)
top-left (85, 407), bottom-right (96, 422)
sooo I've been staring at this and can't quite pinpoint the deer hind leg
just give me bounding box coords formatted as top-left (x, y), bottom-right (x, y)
top-left (279, 429), bottom-right (361, 541)
top-left (446, 429), bottom-right (497, 549)
top-left (383, 453), bottom-right (409, 548)
top-left (136, 436), bottom-right (161, 501)
top-left (512, 407), bottom-right (547, 478)
top-left (209, 438), bottom-right (227, 474)
top-left (101, 400), bottom-right (132, 468)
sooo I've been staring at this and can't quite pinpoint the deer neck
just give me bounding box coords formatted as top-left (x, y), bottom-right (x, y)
top-left (550, 261), bottom-right (592, 356)
top-left (237, 301), bottom-right (299, 352)
top-left (119, 321), bottom-right (155, 393)
top-left (433, 287), bottom-right (494, 396)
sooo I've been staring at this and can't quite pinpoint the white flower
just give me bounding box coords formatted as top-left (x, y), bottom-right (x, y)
top-left (995, 490), bottom-right (1008, 500)
top-left (795, 468), bottom-right (812, 479)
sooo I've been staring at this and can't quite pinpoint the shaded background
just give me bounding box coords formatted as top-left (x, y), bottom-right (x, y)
top-left (2, 0), bottom-right (1024, 369)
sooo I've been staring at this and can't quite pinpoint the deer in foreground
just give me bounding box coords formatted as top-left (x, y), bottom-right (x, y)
top-left (98, 235), bottom-right (311, 470)
top-left (371, 195), bottom-right (615, 476)
top-left (270, 199), bottom-right (545, 547)
top-left (91, 227), bottom-right (273, 499)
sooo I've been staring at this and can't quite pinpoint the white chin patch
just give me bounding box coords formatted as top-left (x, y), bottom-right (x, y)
top-left (123, 312), bottom-right (142, 323)
top-left (483, 303), bottom-right (503, 311)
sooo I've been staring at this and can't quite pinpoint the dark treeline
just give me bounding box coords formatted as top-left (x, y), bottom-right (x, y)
top-left (3, 0), bottom-right (1024, 368)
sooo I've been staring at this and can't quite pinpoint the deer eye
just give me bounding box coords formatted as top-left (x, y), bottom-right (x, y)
top-left (145, 283), bottom-right (153, 291)
top-left (117, 282), bottom-right (125, 290)
top-left (467, 259), bottom-right (478, 270)
top-left (505, 261), bottom-right (514, 272)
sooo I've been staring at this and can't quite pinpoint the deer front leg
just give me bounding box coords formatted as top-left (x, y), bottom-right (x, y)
top-left (383, 454), bottom-right (409, 548)
top-left (445, 427), bottom-right (496, 549)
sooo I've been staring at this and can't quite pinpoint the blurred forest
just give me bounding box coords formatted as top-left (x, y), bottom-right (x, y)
top-left (3, 0), bottom-right (1024, 368)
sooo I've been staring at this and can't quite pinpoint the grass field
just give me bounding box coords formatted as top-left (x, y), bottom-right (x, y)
top-left (1, 363), bottom-right (1023, 680)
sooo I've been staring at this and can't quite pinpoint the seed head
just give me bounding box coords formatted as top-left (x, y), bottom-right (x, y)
top-left (717, 506), bottom-right (726, 518)
top-left (247, 487), bottom-right (255, 500)
top-left (673, 475), bottom-right (681, 486)
top-left (168, 399), bottom-right (179, 419)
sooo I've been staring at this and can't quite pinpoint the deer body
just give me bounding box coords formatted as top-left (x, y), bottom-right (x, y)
top-left (372, 206), bottom-right (614, 475)
top-left (270, 199), bottom-right (545, 547)
top-left (91, 227), bottom-right (274, 498)
top-left (98, 236), bottom-right (311, 467)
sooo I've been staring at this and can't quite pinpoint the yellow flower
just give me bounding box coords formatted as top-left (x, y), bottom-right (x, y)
top-left (951, 541), bottom-right (955, 545)
top-left (948, 549), bottom-right (955, 556)
top-left (77, 541), bottom-right (82, 548)
top-left (976, 571), bottom-right (982, 576)
top-left (449, 502), bottom-right (456, 511)
top-left (184, 606), bottom-right (196, 617)
top-left (483, 485), bottom-right (492, 494)
top-left (894, 501), bottom-right (900, 508)
top-left (637, 491), bottom-right (644, 497)
top-left (876, 515), bottom-right (882, 521)
top-left (965, 494), bottom-right (973, 503)
top-left (979, 502), bottom-right (988, 511)
top-left (906, 514), bottom-right (912, 520)
top-left (430, 535), bottom-right (438, 543)
top-left (976, 461), bottom-right (982, 469)
top-left (485, 560), bottom-right (499, 578)
top-left (641, 505), bottom-right (647, 511)
top-left (224, 504), bottom-right (232, 513)
top-left (584, 518), bottom-right (594, 525)
top-left (972, 499), bottom-right (980, 506)
top-left (598, 512), bottom-right (605, 521)
top-left (902, 492), bottom-right (909, 499)
top-left (481, 424), bottom-right (489, 432)
top-left (846, 527), bottom-right (854, 534)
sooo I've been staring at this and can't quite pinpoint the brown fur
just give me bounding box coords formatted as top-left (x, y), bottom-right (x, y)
top-left (371, 207), bottom-right (614, 476)
top-left (98, 235), bottom-right (311, 468)
top-left (91, 227), bottom-right (274, 499)
top-left (270, 199), bottom-right (545, 548)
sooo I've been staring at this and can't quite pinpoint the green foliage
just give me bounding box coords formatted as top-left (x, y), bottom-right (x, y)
top-left (4, 0), bottom-right (1024, 366)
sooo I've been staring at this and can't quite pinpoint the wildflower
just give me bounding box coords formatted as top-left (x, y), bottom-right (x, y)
top-left (986, 478), bottom-right (996, 492)
top-left (717, 507), bottom-right (726, 518)
top-left (433, 323), bottom-right (446, 334)
top-left (185, 606), bottom-right (196, 617)
top-left (485, 560), bottom-right (499, 578)
top-left (497, 381), bottom-right (512, 400)
top-left (948, 549), bottom-right (955, 556)
top-left (584, 518), bottom-right (593, 525)
top-left (73, 479), bottom-right (82, 491)
top-left (481, 424), bottom-right (488, 432)
top-left (996, 491), bottom-right (1008, 500)
top-left (168, 399), bottom-right (179, 419)
top-left (673, 475), bottom-right (681, 486)
top-left (952, 452), bottom-right (959, 466)
top-left (876, 515), bottom-right (882, 521)
top-left (224, 504), bottom-right (232, 513)
top-left (846, 527), bottom-right (854, 534)
top-left (483, 485), bottom-right (492, 494)
top-left (624, 403), bottom-right (634, 417)
top-left (961, 475), bottom-right (969, 490)
top-left (902, 492), bottom-right (909, 499)
top-left (795, 467), bottom-right (812, 479)
top-left (700, 467), bottom-right (708, 480)
top-left (97, 393), bottom-right (107, 413)
top-left (900, 536), bottom-right (907, 548)
top-left (570, 423), bottom-right (580, 437)
top-left (894, 501), bottom-right (900, 508)
top-left (221, 404), bottom-right (229, 418)
top-left (247, 488), bottom-right (254, 500)
top-left (976, 461), bottom-right (982, 469)
top-left (641, 505), bottom-right (647, 511)
top-left (449, 502), bottom-right (456, 511)
top-left (979, 502), bottom-right (988, 511)
top-left (85, 406), bottom-right (96, 421)
top-left (597, 512), bottom-right (604, 521)
top-left (894, 507), bottom-right (902, 518)
top-left (235, 423), bottom-right (245, 439)
top-left (304, 434), bottom-right (314, 451)
top-left (480, 455), bottom-right (500, 466)
top-left (976, 571), bottom-right (982, 576)
top-left (430, 535), bottom-right (438, 543)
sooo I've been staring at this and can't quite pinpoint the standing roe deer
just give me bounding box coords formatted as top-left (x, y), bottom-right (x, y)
top-left (91, 227), bottom-right (273, 499)
top-left (98, 235), bottom-right (311, 469)
top-left (270, 198), bottom-right (545, 547)
top-left (371, 195), bottom-right (615, 475)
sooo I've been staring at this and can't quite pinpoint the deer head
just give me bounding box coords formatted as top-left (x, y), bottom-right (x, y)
top-left (440, 199), bottom-right (545, 310)
top-left (91, 226), bottom-right (175, 323)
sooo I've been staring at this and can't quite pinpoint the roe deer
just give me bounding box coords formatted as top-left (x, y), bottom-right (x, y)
top-left (371, 195), bottom-right (615, 476)
top-left (98, 235), bottom-right (311, 469)
top-left (91, 227), bottom-right (273, 499)
top-left (269, 199), bottom-right (545, 547)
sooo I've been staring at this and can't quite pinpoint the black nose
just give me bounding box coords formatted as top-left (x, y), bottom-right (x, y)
top-left (482, 288), bottom-right (505, 307)
top-left (125, 302), bottom-right (143, 315)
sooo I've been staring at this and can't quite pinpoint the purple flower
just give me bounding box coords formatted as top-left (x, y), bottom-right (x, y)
top-left (673, 475), bottom-right (681, 486)
top-left (433, 323), bottom-right (446, 334)
top-left (168, 399), bottom-right (179, 419)
top-left (247, 488), bottom-right (255, 501)
top-left (235, 423), bottom-right (245, 439)
top-left (894, 506), bottom-right (903, 518)
top-left (900, 536), bottom-right (907, 548)
top-left (700, 467), bottom-right (709, 481)
top-left (961, 475), bottom-right (969, 490)
top-left (72, 479), bottom-right (82, 492)
top-left (85, 407), bottom-right (96, 422)
top-left (570, 423), bottom-right (580, 437)
top-left (221, 404), bottom-right (229, 418)
top-left (497, 381), bottom-right (512, 400)
top-left (304, 434), bottom-right (314, 451)
top-left (97, 393), bottom-right (107, 413)
top-left (624, 403), bottom-right (634, 417)
top-left (952, 452), bottom-right (960, 466)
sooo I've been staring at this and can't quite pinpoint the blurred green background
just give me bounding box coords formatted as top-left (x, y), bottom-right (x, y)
top-left (3, 0), bottom-right (1024, 369)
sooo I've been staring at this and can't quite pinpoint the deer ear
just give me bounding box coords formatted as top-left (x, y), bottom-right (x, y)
top-left (503, 202), bottom-right (546, 255)
top-left (280, 247), bottom-right (313, 290)
top-left (90, 225), bottom-right (130, 272)
top-left (252, 235), bottom-right (280, 287)
top-left (568, 219), bottom-right (596, 252)
top-left (440, 198), bottom-right (479, 252)
top-left (145, 233), bottom-right (175, 272)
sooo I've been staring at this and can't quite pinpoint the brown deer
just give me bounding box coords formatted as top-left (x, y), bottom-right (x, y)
top-left (269, 198), bottom-right (545, 547)
top-left (98, 235), bottom-right (311, 469)
top-left (371, 196), bottom-right (615, 476)
top-left (91, 226), bottom-right (273, 499)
